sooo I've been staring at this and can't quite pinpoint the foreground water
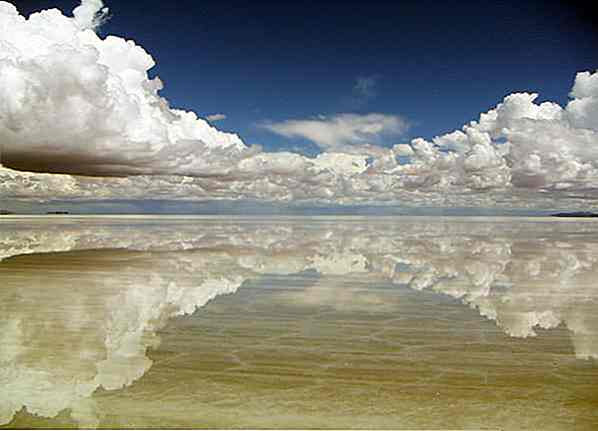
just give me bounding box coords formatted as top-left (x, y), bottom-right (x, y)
top-left (0, 216), bottom-right (597, 429)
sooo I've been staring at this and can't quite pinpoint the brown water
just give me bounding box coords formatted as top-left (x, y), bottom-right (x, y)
top-left (0, 216), bottom-right (597, 429)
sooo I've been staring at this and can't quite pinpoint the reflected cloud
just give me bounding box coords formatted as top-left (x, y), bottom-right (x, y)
top-left (0, 246), bottom-right (247, 426)
top-left (0, 217), bottom-right (597, 425)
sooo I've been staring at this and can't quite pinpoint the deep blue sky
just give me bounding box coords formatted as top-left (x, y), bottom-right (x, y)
top-left (18, 0), bottom-right (598, 154)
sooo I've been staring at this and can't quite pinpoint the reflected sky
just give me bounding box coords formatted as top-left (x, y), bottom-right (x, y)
top-left (1, 217), bottom-right (597, 429)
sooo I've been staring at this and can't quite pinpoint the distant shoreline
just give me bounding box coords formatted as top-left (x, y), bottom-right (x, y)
top-left (2, 214), bottom-right (598, 221)
top-left (2, 209), bottom-right (598, 219)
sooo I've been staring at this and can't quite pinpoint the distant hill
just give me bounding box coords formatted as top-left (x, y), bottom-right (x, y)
top-left (551, 211), bottom-right (598, 218)
top-left (0, 210), bottom-right (15, 215)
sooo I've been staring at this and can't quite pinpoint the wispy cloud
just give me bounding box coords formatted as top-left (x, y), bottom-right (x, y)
top-left (354, 76), bottom-right (378, 100)
top-left (343, 75), bottom-right (380, 109)
top-left (258, 113), bottom-right (410, 152)
top-left (206, 113), bottom-right (227, 122)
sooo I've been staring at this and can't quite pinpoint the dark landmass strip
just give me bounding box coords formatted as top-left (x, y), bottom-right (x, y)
top-left (46, 211), bottom-right (70, 215)
top-left (0, 210), bottom-right (15, 215)
top-left (552, 211), bottom-right (598, 217)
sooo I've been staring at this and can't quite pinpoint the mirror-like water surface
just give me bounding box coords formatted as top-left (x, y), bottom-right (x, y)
top-left (0, 216), bottom-right (597, 429)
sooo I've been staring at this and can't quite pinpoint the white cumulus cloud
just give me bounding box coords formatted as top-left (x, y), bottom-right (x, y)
top-left (0, 0), bottom-right (247, 176)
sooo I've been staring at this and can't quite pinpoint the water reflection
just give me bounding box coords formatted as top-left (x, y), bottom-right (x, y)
top-left (0, 217), bottom-right (597, 428)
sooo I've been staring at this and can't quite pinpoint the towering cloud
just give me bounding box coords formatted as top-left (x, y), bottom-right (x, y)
top-left (0, 0), bottom-right (247, 176)
top-left (0, 0), bottom-right (597, 208)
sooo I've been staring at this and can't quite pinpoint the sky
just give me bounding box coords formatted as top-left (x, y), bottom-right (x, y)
top-left (1, 0), bottom-right (597, 213)
top-left (16, 0), bottom-right (598, 152)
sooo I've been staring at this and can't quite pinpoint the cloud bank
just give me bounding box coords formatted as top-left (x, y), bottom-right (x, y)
top-left (0, 0), bottom-right (597, 208)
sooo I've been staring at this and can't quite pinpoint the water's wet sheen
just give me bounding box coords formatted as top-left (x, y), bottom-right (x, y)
top-left (0, 216), bottom-right (597, 429)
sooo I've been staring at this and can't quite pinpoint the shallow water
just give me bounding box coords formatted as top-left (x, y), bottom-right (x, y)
top-left (0, 216), bottom-right (597, 429)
